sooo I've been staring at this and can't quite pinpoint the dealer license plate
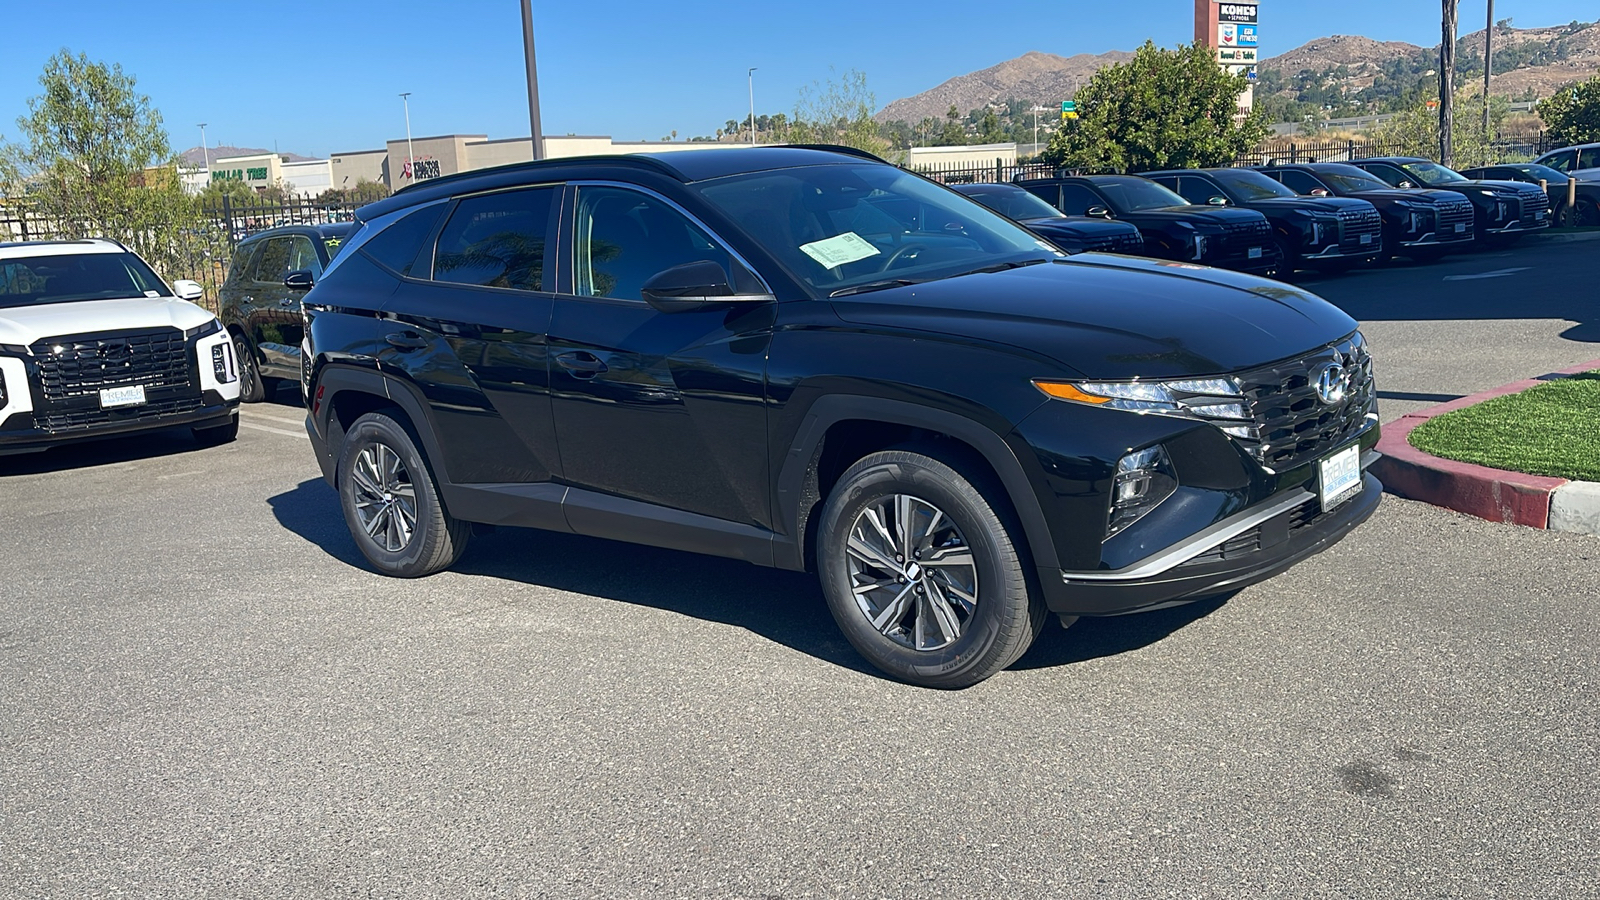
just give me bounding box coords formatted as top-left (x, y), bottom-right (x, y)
top-left (1248, 247), bottom-right (1263, 259)
top-left (99, 385), bottom-right (146, 408)
top-left (1454, 223), bottom-right (1468, 233)
top-left (1319, 445), bottom-right (1362, 511)
top-left (1359, 233), bottom-right (1373, 245)
top-left (1536, 209), bottom-right (1547, 220)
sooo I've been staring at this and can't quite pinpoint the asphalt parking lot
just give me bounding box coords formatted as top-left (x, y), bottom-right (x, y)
top-left (3, 240), bottom-right (1598, 899)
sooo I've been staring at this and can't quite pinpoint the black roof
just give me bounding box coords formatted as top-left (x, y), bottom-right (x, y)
top-left (950, 182), bottom-right (1032, 194)
top-left (358, 145), bottom-right (875, 221)
top-left (238, 222), bottom-right (354, 245)
top-left (1353, 156), bottom-right (1430, 164)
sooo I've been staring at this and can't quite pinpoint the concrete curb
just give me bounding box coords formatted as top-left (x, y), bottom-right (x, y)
top-left (1370, 358), bottom-right (1600, 535)
top-left (1522, 228), bottom-right (1600, 244)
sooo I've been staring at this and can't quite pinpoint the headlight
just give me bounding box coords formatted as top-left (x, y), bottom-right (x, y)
top-left (212, 341), bottom-right (238, 383)
top-left (0, 369), bottom-right (7, 409)
top-left (1191, 234), bottom-right (1208, 260)
top-left (1033, 377), bottom-right (1250, 432)
top-left (1108, 445), bottom-right (1178, 537)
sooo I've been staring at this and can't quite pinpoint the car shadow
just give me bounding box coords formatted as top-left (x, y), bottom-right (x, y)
top-left (268, 478), bottom-right (1224, 683)
top-left (0, 427), bottom-right (213, 476)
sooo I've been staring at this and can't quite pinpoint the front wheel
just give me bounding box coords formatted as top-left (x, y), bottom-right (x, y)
top-left (816, 450), bottom-right (1044, 689)
top-left (234, 334), bottom-right (267, 403)
top-left (337, 411), bottom-right (469, 577)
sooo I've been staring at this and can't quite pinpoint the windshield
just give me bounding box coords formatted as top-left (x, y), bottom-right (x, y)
top-left (958, 186), bottom-right (1066, 221)
top-left (1092, 177), bottom-right (1190, 212)
top-left (1209, 168), bottom-right (1300, 200)
top-left (0, 252), bottom-right (170, 310)
top-left (1314, 166), bottom-right (1393, 192)
top-left (694, 164), bottom-right (1061, 295)
top-left (1402, 162), bottom-right (1468, 185)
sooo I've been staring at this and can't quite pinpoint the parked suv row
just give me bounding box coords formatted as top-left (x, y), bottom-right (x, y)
top-left (300, 146), bottom-right (1381, 688)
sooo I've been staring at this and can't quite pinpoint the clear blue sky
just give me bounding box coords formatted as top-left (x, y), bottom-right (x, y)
top-left (1, 1), bottom-right (1592, 158)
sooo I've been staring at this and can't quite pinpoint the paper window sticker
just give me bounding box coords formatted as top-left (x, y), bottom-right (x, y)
top-left (799, 232), bottom-right (881, 269)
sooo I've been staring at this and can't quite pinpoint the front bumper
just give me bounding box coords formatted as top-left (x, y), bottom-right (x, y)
top-left (1486, 215), bottom-right (1550, 235)
top-left (0, 390), bottom-right (237, 455)
top-left (1038, 461), bottom-right (1382, 618)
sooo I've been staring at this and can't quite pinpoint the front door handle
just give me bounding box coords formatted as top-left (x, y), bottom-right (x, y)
top-left (385, 331), bottom-right (428, 351)
top-left (555, 351), bottom-right (608, 377)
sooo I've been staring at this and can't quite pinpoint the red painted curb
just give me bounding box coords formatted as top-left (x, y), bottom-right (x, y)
top-left (1370, 358), bottom-right (1600, 528)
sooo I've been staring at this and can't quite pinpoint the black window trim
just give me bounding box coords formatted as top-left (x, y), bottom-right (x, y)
top-left (250, 236), bottom-right (295, 286)
top-left (415, 181), bottom-right (566, 295)
top-left (559, 179), bottom-right (774, 305)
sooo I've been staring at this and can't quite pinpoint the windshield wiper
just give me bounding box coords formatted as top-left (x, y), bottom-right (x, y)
top-left (951, 258), bottom-right (1052, 278)
top-left (830, 278), bottom-right (920, 298)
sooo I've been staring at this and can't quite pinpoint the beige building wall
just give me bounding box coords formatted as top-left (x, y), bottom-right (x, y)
top-left (211, 152), bottom-right (282, 191)
top-left (466, 137), bottom-right (536, 168)
top-left (330, 149), bottom-right (388, 190)
top-left (280, 159), bottom-right (332, 195)
top-left (905, 143), bottom-right (1018, 168)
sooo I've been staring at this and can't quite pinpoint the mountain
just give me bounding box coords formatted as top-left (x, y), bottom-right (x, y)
top-left (178, 145), bottom-right (319, 166)
top-left (875, 20), bottom-right (1599, 125)
top-left (875, 50), bottom-right (1132, 124)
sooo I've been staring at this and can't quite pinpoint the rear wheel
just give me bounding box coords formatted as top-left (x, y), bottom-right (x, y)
top-left (337, 411), bottom-right (469, 577)
top-left (234, 334), bottom-right (267, 403)
top-left (816, 449), bottom-right (1043, 689)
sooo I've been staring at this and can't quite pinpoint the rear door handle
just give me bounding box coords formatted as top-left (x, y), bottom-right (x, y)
top-left (555, 351), bottom-right (608, 377)
top-left (385, 331), bottom-right (428, 351)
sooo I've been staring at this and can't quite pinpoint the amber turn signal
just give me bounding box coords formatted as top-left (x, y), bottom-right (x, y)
top-left (1031, 381), bottom-right (1111, 404)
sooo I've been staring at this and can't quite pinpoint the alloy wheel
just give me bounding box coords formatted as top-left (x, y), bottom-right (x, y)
top-left (350, 442), bottom-right (418, 553)
top-left (844, 493), bottom-right (979, 651)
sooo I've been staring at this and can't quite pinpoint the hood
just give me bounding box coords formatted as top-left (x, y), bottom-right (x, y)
top-left (1116, 206), bottom-right (1266, 230)
top-left (1241, 196), bottom-right (1371, 215)
top-left (1346, 187), bottom-right (1462, 204)
top-left (1020, 217), bottom-right (1141, 239)
top-left (829, 256), bottom-right (1357, 380)
top-left (0, 296), bottom-right (215, 347)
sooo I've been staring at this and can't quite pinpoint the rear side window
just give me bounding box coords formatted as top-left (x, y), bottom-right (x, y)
top-left (1542, 151), bottom-right (1574, 173)
top-left (1057, 184), bottom-right (1104, 216)
top-left (251, 238), bottom-right (294, 284)
top-left (1278, 170), bottom-right (1324, 194)
top-left (226, 243), bottom-right (259, 286)
top-left (432, 188), bottom-right (556, 291)
top-left (1169, 177), bottom-right (1220, 206)
top-left (360, 205), bottom-right (447, 277)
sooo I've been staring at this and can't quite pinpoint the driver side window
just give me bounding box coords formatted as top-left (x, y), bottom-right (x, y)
top-left (1172, 177), bottom-right (1221, 206)
top-left (573, 187), bottom-right (738, 301)
top-left (1056, 184), bottom-right (1103, 217)
top-left (1278, 170), bottom-right (1324, 195)
top-left (1365, 164), bottom-right (1409, 187)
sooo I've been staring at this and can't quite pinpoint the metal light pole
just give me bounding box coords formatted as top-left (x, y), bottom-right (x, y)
top-left (748, 68), bottom-right (758, 146)
top-left (197, 123), bottom-right (210, 180)
top-left (1483, 0), bottom-right (1495, 138)
top-left (521, 0), bottom-right (544, 159)
top-left (400, 92), bottom-right (415, 184)
top-left (1440, 0), bottom-right (1458, 167)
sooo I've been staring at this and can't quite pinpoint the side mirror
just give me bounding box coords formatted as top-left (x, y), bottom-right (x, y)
top-left (1207, 196), bottom-right (1231, 207)
top-left (1398, 181), bottom-right (1415, 189)
top-left (1310, 188), bottom-right (1332, 198)
top-left (173, 279), bottom-right (204, 302)
top-left (283, 270), bottom-right (315, 292)
top-left (1086, 205), bottom-right (1112, 219)
top-left (640, 260), bottom-right (770, 313)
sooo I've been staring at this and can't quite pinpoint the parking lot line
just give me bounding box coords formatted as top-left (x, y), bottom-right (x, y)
top-left (239, 420), bottom-right (308, 439)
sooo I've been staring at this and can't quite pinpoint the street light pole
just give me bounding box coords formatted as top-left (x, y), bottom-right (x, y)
top-left (399, 92), bottom-right (415, 184)
top-left (1483, 0), bottom-right (1495, 138)
top-left (748, 68), bottom-right (758, 146)
top-left (197, 123), bottom-right (209, 181)
top-left (521, 0), bottom-right (544, 160)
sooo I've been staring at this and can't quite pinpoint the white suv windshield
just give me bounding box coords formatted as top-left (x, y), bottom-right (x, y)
top-left (694, 164), bottom-right (1058, 295)
top-left (0, 252), bottom-right (169, 309)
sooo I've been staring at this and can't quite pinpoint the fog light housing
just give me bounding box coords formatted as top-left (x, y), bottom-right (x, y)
top-left (1108, 445), bottom-right (1178, 538)
top-left (1190, 234), bottom-right (1208, 261)
top-left (212, 342), bottom-right (237, 384)
top-left (0, 369), bottom-right (8, 409)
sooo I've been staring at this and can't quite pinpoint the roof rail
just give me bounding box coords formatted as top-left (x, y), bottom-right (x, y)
top-left (773, 143), bottom-right (887, 163)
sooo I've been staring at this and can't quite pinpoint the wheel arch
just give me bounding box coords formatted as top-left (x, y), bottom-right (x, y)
top-left (310, 364), bottom-right (450, 491)
top-left (775, 396), bottom-right (1059, 573)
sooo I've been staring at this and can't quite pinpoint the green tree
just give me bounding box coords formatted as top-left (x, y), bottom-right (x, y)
top-left (979, 108), bottom-right (1003, 144)
top-left (1041, 41), bottom-right (1268, 172)
top-left (1537, 76), bottom-right (1600, 146)
top-left (1372, 89), bottom-right (1509, 168)
top-left (939, 104), bottom-right (967, 145)
top-left (789, 68), bottom-right (891, 158)
top-left (0, 50), bottom-right (196, 276)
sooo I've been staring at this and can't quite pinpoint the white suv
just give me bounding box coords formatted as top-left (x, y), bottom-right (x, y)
top-left (0, 239), bottom-right (241, 454)
top-left (1534, 143), bottom-right (1600, 181)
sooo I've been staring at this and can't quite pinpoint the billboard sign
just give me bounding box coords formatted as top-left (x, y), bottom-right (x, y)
top-left (1218, 3), bottom-right (1258, 23)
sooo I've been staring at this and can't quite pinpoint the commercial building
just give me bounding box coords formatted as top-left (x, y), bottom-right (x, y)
top-left (177, 152), bottom-right (334, 196)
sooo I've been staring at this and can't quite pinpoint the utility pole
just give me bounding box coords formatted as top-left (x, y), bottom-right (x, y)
top-left (1483, 0), bottom-right (1495, 138)
top-left (197, 123), bottom-right (210, 182)
top-left (1440, 0), bottom-right (1459, 167)
top-left (748, 68), bottom-right (758, 146)
top-left (400, 92), bottom-right (415, 185)
top-left (521, 0), bottom-right (544, 160)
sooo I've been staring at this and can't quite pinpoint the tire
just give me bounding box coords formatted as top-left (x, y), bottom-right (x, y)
top-left (337, 410), bottom-right (469, 578)
top-left (192, 416), bottom-right (238, 447)
top-left (816, 449), bottom-right (1044, 689)
top-left (234, 333), bottom-right (266, 403)
top-left (1270, 239), bottom-right (1298, 279)
top-left (1578, 198), bottom-right (1600, 228)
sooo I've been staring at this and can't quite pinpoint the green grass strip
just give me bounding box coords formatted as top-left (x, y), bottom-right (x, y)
top-left (1408, 371), bottom-right (1600, 482)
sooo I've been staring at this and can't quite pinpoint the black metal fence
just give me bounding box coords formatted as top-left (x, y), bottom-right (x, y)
top-left (0, 194), bottom-right (364, 312)
top-left (909, 135), bottom-right (1562, 185)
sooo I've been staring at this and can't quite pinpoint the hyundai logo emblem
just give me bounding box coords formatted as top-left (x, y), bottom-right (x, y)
top-left (1316, 363), bottom-right (1347, 405)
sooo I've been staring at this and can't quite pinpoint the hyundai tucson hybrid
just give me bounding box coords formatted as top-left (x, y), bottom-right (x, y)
top-left (219, 222), bottom-right (352, 402)
top-left (1345, 157), bottom-right (1549, 244)
top-left (1142, 168), bottom-right (1383, 275)
top-left (0, 239), bottom-right (240, 453)
top-left (950, 183), bottom-right (1146, 255)
top-left (1253, 163), bottom-right (1476, 262)
top-left (1015, 174), bottom-right (1281, 275)
top-left (301, 146), bottom-right (1381, 688)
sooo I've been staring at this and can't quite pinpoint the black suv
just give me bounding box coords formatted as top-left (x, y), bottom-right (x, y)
top-left (1143, 168), bottom-right (1383, 275)
top-left (1346, 157), bottom-right (1550, 245)
top-left (219, 223), bottom-right (352, 401)
top-left (1253, 163), bottom-right (1476, 262)
top-left (1458, 163), bottom-right (1600, 227)
top-left (302, 147), bottom-right (1381, 688)
top-left (1016, 174), bottom-right (1281, 275)
top-left (950, 183), bottom-right (1146, 255)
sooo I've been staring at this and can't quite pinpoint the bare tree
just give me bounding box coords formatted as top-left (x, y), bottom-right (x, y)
top-left (1440, 0), bottom-right (1459, 165)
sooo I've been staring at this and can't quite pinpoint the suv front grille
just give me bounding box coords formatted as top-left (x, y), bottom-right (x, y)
top-left (30, 328), bottom-right (193, 403)
top-left (1083, 230), bottom-right (1144, 253)
top-left (1173, 334), bottom-right (1377, 472)
top-left (1515, 186), bottom-right (1549, 225)
top-left (1336, 207), bottom-right (1382, 252)
top-left (35, 396), bottom-right (205, 433)
top-left (1218, 219), bottom-right (1271, 255)
top-left (1436, 198), bottom-right (1476, 240)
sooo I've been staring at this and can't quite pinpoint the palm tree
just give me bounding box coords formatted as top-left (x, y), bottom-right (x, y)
top-left (1440, 0), bottom-right (1459, 165)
